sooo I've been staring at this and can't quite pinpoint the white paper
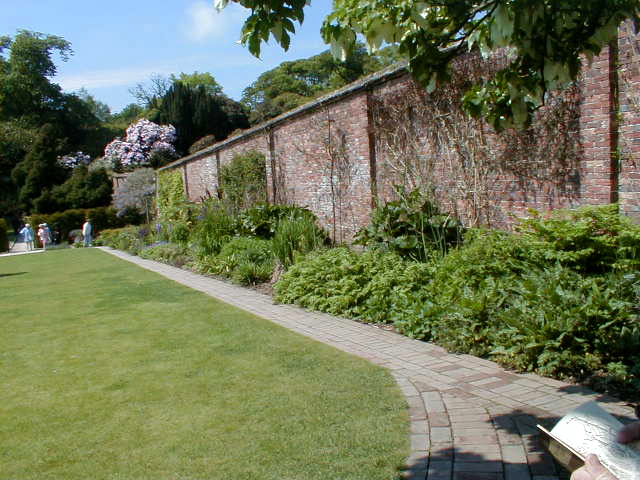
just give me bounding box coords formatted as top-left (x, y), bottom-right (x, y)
top-left (550, 402), bottom-right (640, 480)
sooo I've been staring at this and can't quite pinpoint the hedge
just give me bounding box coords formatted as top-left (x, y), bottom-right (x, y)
top-left (27, 206), bottom-right (143, 244)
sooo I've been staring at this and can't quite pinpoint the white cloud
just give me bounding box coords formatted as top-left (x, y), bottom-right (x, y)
top-left (183, 0), bottom-right (236, 42)
top-left (56, 65), bottom-right (176, 91)
top-left (182, 0), bottom-right (244, 42)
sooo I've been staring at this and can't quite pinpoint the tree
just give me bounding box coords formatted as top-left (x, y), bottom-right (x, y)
top-left (0, 119), bottom-right (35, 218)
top-left (0, 30), bottom-right (115, 215)
top-left (11, 124), bottom-right (68, 212)
top-left (151, 82), bottom-right (249, 153)
top-left (241, 44), bottom-right (395, 124)
top-left (111, 103), bottom-right (144, 125)
top-left (216, 0), bottom-right (640, 129)
top-left (170, 71), bottom-right (224, 96)
top-left (77, 88), bottom-right (112, 122)
top-left (113, 167), bottom-right (156, 220)
top-left (35, 165), bottom-right (112, 213)
top-left (0, 30), bottom-right (71, 122)
top-left (129, 73), bottom-right (171, 108)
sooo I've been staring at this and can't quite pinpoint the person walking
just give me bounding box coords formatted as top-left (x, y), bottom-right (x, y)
top-left (82, 218), bottom-right (92, 247)
top-left (38, 223), bottom-right (52, 250)
top-left (19, 223), bottom-right (35, 251)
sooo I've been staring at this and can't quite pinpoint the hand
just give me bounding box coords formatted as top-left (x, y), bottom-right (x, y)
top-left (617, 421), bottom-right (640, 444)
top-left (570, 454), bottom-right (617, 480)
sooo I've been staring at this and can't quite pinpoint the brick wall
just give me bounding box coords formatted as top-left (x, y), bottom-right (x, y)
top-left (618, 20), bottom-right (640, 221)
top-left (158, 22), bottom-right (640, 240)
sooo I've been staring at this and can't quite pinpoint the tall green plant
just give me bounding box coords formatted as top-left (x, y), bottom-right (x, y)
top-left (157, 169), bottom-right (187, 221)
top-left (190, 203), bottom-right (236, 257)
top-left (355, 186), bottom-right (464, 261)
top-left (272, 216), bottom-right (328, 268)
top-left (218, 150), bottom-right (266, 214)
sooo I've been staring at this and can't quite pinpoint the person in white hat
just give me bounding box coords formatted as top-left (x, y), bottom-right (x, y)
top-left (19, 223), bottom-right (35, 251)
top-left (38, 223), bottom-right (52, 250)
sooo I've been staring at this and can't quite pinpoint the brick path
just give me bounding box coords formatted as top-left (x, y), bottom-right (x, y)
top-left (1, 240), bottom-right (43, 256)
top-left (99, 247), bottom-right (636, 480)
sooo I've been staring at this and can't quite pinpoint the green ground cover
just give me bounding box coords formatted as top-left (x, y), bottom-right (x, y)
top-left (0, 249), bottom-right (408, 480)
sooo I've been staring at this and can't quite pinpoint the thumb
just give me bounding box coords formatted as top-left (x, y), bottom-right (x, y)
top-left (617, 422), bottom-right (640, 443)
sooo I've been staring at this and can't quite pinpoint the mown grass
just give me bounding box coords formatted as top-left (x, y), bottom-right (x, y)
top-left (0, 249), bottom-right (408, 480)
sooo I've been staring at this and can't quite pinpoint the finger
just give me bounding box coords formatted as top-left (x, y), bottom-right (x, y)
top-left (618, 422), bottom-right (640, 443)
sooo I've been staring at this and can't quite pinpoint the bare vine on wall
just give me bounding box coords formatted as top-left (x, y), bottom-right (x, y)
top-left (618, 21), bottom-right (640, 168)
top-left (295, 108), bottom-right (356, 243)
top-left (373, 51), bottom-right (581, 228)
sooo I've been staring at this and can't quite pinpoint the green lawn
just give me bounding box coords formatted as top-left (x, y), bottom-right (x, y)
top-left (0, 249), bottom-right (408, 480)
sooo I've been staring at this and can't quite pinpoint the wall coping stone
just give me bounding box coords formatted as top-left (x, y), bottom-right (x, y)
top-left (158, 62), bottom-right (409, 171)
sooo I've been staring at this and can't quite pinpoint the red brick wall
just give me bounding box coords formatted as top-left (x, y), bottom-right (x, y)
top-left (159, 22), bottom-right (640, 239)
top-left (618, 20), bottom-right (640, 221)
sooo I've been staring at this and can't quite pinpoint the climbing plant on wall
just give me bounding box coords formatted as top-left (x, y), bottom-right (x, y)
top-left (372, 51), bottom-right (581, 228)
top-left (218, 150), bottom-right (267, 214)
top-left (157, 168), bottom-right (187, 221)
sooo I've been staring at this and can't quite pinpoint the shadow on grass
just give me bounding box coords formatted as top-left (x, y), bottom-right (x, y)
top-left (0, 272), bottom-right (27, 278)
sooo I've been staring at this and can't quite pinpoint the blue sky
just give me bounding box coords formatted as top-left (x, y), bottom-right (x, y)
top-left (1, 1), bottom-right (334, 113)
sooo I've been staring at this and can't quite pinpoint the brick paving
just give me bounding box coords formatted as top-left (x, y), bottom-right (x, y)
top-left (1, 240), bottom-right (43, 256)
top-left (100, 247), bottom-right (636, 480)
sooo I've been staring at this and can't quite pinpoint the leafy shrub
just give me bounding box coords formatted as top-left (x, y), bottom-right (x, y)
top-left (139, 243), bottom-right (192, 267)
top-left (195, 236), bottom-right (274, 286)
top-left (490, 268), bottom-right (640, 376)
top-left (355, 186), bottom-right (464, 261)
top-left (35, 166), bottom-right (113, 214)
top-left (0, 219), bottom-right (9, 252)
top-left (191, 204), bottom-right (237, 257)
top-left (275, 248), bottom-right (433, 323)
top-left (517, 204), bottom-right (640, 274)
top-left (236, 203), bottom-right (319, 239)
top-left (28, 206), bottom-right (142, 244)
top-left (272, 216), bottom-right (329, 268)
top-left (96, 226), bottom-right (151, 255)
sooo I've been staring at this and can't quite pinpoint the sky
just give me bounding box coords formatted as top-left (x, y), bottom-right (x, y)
top-left (0, 1), bottom-right (335, 113)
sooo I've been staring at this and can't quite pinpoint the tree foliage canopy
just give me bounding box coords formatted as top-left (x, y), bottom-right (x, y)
top-left (151, 82), bottom-right (249, 153)
top-left (241, 44), bottom-right (399, 124)
top-left (217, 0), bottom-right (640, 129)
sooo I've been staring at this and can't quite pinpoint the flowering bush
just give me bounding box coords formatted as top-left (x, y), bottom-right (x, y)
top-left (58, 151), bottom-right (91, 169)
top-left (104, 119), bottom-right (176, 170)
top-left (113, 168), bottom-right (156, 218)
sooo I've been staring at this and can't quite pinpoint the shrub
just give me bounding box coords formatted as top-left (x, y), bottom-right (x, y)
top-left (0, 219), bottom-right (9, 252)
top-left (195, 236), bottom-right (274, 286)
top-left (354, 186), bottom-right (464, 261)
top-left (28, 206), bottom-right (143, 245)
top-left (275, 248), bottom-right (433, 323)
top-left (272, 216), bottom-right (329, 268)
top-left (112, 168), bottom-right (156, 220)
top-left (96, 225), bottom-right (152, 255)
top-left (490, 267), bottom-right (640, 378)
top-left (139, 243), bottom-right (192, 267)
top-left (516, 204), bottom-right (640, 274)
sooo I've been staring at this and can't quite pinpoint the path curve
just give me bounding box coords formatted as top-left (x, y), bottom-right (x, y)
top-left (99, 247), bottom-right (636, 480)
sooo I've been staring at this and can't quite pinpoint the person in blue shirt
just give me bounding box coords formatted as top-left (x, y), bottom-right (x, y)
top-left (19, 223), bottom-right (34, 251)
